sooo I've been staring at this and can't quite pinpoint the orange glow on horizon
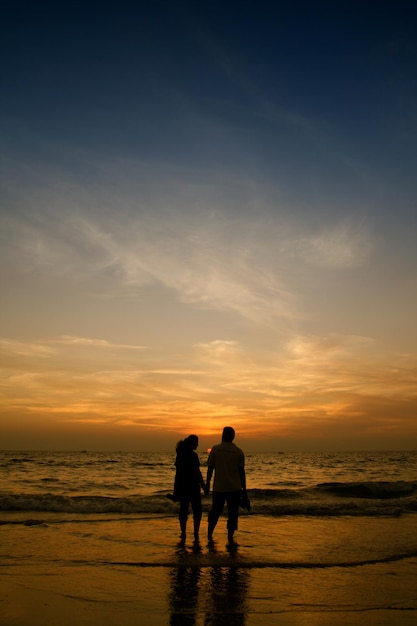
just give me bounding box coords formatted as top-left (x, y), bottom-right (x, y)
top-left (1, 334), bottom-right (417, 451)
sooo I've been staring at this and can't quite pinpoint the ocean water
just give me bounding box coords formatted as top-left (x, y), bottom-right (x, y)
top-left (1, 449), bottom-right (417, 518)
top-left (1, 450), bottom-right (417, 624)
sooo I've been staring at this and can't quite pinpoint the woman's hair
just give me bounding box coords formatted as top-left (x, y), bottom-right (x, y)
top-left (176, 434), bottom-right (198, 452)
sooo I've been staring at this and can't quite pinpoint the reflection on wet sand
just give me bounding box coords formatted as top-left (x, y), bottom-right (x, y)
top-left (168, 540), bottom-right (250, 626)
top-left (205, 564), bottom-right (249, 625)
top-left (169, 566), bottom-right (201, 625)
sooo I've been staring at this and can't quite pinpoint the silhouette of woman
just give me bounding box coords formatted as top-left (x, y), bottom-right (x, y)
top-left (167, 434), bottom-right (206, 541)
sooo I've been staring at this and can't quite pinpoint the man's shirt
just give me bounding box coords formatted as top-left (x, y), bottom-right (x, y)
top-left (208, 441), bottom-right (245, 492)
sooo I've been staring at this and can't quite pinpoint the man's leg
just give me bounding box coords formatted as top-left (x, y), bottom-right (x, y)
top-left (207, 492), bottom-right (225, 540)
top-left (226, 491), bottom-right (241, 542)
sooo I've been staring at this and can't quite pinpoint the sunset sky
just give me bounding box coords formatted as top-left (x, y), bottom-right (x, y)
top-left (1, 1), bottom-right (416, 451)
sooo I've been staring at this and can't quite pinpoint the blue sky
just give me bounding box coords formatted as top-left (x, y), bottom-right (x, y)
top-left (1, 1), bottom-right (416, 450)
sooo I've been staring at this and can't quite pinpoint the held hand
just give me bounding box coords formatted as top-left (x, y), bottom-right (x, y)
top-left (240, 489), bottom-right (251, 511)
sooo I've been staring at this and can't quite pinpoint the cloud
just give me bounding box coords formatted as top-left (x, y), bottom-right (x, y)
top-left (2, 160), bottom-right (375, 331)
top-left (1, 169), bottom-right (296, 324)
top-left (49, 336), bottom-right (146, 350)
top-left (283, 223), bottom-right (374, 268)
top-left (1, 329), bottom-right (416, 450)
top-left (0, 335), bottom-right (145, 357)
top-left (286, 333), bottom-right (376, 360)
top-left (184, 7), bottom-right (316, 136)
top-left (0, 338), bottom-right (55, 357)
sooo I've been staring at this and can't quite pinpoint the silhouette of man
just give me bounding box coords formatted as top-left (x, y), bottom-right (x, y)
top-left (205, 426), bottom-right (247, 543)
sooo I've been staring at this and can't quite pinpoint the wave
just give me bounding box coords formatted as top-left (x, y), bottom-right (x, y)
top-left (1, 543), bottom-right (415, 570)
top-left (0, 494), bottom-right (168, 515)
top-left (250, 480), bottom-right (417, 500)
top-left (1, 480), bottom-right (417, 517)
top-left (96, 550), bottom-right (417, 569)
top-left (314, 480), bottom-right (417, 499)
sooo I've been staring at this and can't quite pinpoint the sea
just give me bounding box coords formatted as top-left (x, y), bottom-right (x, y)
top-left (1, 450), bottom-right (417, 624)
top-left (1, 449), bottom-right (417, 518)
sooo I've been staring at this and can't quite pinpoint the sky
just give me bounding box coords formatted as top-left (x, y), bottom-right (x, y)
top-left (1, 1), bottom-right (416, 452)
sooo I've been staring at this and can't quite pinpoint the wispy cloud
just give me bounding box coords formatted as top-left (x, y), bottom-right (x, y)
top-left (1, 158), bottom-right (377, 330)
top-left (283, 223), bottom-right (374, 268)
top-left (49, 336), bottom-right (146, 350)
top-left (0, 338), bottom-right (55, 357)
top-left (2, 333), bottom-right (415, 435)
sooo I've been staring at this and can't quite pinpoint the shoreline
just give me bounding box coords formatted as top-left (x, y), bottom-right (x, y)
top-left (2, 557), bottom-right (417, 626)
top-left (2, 512), bottom-right (417, 624)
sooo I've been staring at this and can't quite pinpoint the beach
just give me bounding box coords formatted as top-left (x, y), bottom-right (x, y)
top-left (2, 514), bottom-right (417, 625)
top-left (1, 450), bottom-right (417, 624)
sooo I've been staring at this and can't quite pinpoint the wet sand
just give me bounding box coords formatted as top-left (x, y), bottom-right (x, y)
top-left (2, 559), bottom-right (417, 626)
top-left (1, 514), bottom-right (417, 625)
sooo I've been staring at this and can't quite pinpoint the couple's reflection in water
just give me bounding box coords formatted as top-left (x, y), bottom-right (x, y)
top-left (169, 540), bottom-right (250, 625)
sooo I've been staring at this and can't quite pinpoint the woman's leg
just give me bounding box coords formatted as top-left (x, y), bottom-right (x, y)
top-left (179, 498), bottom-right (189, 539)
top-left (190, 494), bottom-right (202, 541)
